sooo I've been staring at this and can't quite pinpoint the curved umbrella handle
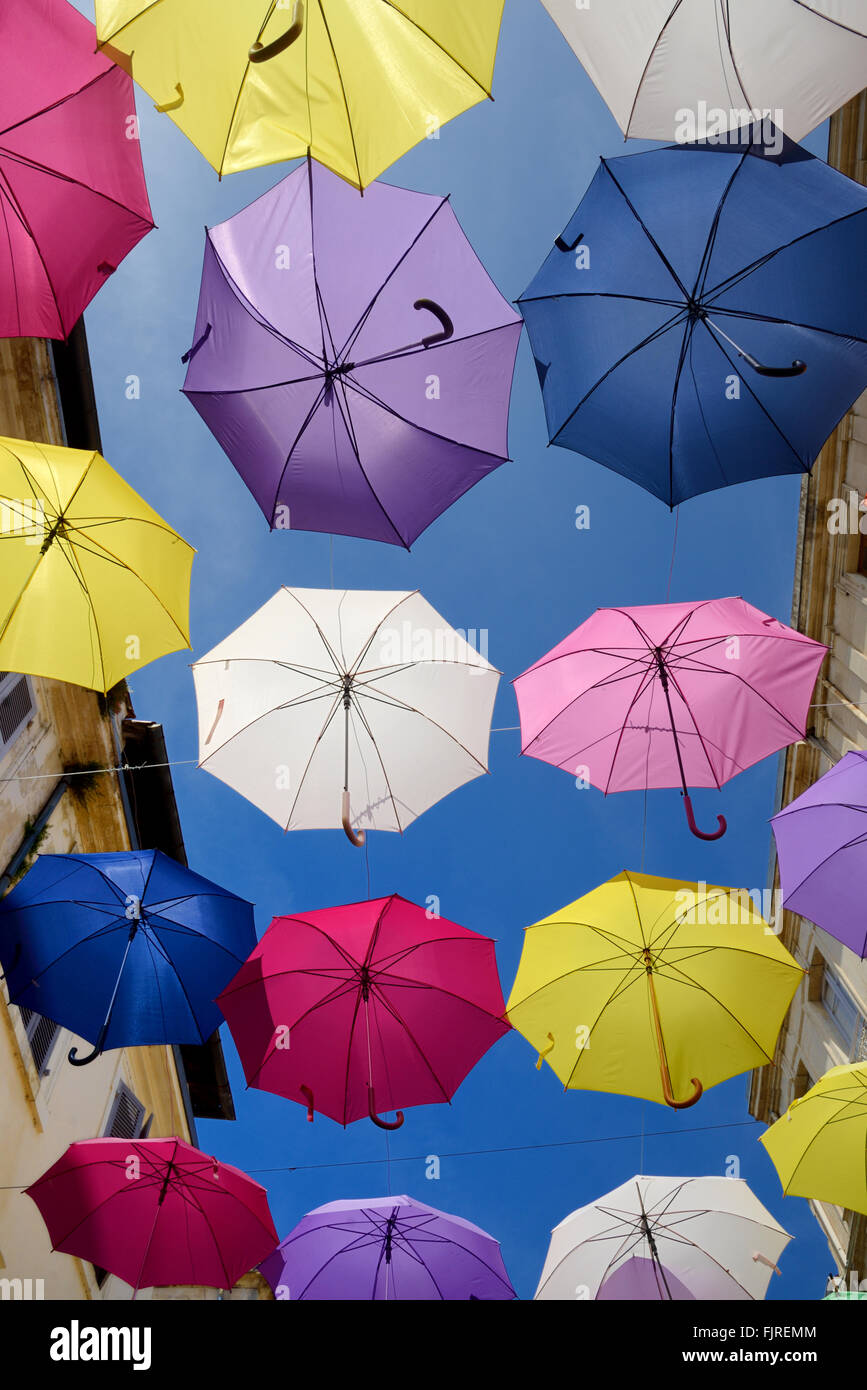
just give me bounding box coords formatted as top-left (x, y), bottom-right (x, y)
top-left (661, 1071), bottom-right (703, 1109)
top-left (753, 360), bottom-right (807, 379)
top-left (249, 1), bottom-right (304, 62)
top-left (682, 793), bottom-right (727, 841)
top-left (155, 83), bottom-right (184, 113)
top-left (555, 231), bottom-right (584, 253)
top-left (68, 1032), bottom-right (106, 1068)
top-left (414, 299), bottom-right (454, 349)
top-left (342, 790), bottom-right (365, 847)
top-left (368, 1087), bottom-right (404, 1130)
top-left (300, 1085), bottom-right (314, 1123)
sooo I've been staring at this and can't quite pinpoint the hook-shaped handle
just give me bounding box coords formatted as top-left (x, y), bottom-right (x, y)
top-left (660, 1070), bottom-right (703, 1109)
top-left (368, 1086), bottom-right (404, 1130)
top-left (752, 360), bottom-right (807, 379)
top-left (155, 83), bottom-right (184, 113)
top-left (249, 1), bottom-right (304, 62)
top-left (300, 1084), bottom-right (314, 1122)
top-left (68, 1029), bottom-right (107, 1068)
top-left (342, 790), bottom-right (365, 847)
top-left (414, 299), bottom-right (454, 348)
top-left (535, 1032), bottom-right (555, 1071)
top-left (682, 793), bottom-right (727, 841)
top-left (181, 322), bottom-right (212, 364)
top-left (555, 231), bottom-right (584, 253)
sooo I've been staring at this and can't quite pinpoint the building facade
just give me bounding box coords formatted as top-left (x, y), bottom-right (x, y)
top-left (748, 92), bottom-right (867, 1291)
top-left (0, 330), bottom-right (254, 1301)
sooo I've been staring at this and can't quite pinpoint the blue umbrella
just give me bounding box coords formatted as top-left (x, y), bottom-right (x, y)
top-left (519, 124), bottom-right (867, 507)
top-left (0, 851), bottom-right (255, 1066)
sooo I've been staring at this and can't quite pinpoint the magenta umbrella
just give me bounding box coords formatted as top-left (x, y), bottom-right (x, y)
top-left (514, 597), bottom-right (826, 840)
top-left (25, 1138), bottom-right (277, 1293)
top-left (0, 0), bottom-right (154, 339)
top-left (181, 157), bottom-right (521, 547)
top-left (217, 894), bottom-right (510, 1129)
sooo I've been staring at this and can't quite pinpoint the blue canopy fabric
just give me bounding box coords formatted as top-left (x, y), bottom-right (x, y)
top-left (519, 126), bottom-right (867, 507)
top-left (0, 850), bottom-right (256, 1059)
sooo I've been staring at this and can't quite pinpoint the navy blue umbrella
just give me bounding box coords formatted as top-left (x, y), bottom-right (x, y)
top-left (0, 850), bottom-right (255, 1066)
top-left (519, 125), bottom-right (867, 507)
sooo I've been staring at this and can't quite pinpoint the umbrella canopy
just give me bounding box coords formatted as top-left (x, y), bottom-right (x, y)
top-left (26, 1138), bottom-right (277, 1292)
top-left (513, 596), bottom-right (826, 840)
top-left (518, 125), bottom-right (867, 507)
top-left (0, 0), bottom-right (153, 339)
top-left (771, 750), bottom-right (867, 957)
top-left (506, 871), bottom-right (803, 1109)
top-left (259, 1195), bottom-right (516, 1300)
top-left (761, 1063), bottom-right (867, 1214)
top-left (181, 159), bottom-right (521, 547)
top-left (535, 1176), bottom-right (791, 1301)
top-left (539, 0), bottom-right (867, 144)
top-left (95, 0), bottom-right (506, 187)
top-left (217, 894), bottom-right (509, 1128)
top-left (596, 1256), bottom-right (695, 1301)
top-left (192, 587), bottom-right (499, 844)
top-left (0, 851), bottom-right (257, 1066)
top-left (0, 437), bottom-right (193, 693)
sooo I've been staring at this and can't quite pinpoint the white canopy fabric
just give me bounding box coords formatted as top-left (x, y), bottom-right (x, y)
top-left (192, 587), bottom-right (500, 836)
top-left (535, 1175), bottom-right (792, 1300)
top-left (540, 0), bottom-right (867, 143)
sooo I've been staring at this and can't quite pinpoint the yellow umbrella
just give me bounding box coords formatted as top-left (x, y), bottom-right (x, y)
top-left (506, 871), bottom-right (802, 1109)
top-left (95, 0), bottom-right (506, 187)
top-left (0, 437), bottom-right (194, 694)
top-left (761, 1063), bottom-right (867, 1214)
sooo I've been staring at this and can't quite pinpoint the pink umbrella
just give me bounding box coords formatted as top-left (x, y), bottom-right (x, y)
top-left (514, 597), bottom-right (826, 840)
top-left (25, 1138), bottom-right (277, 1293)
top-left (0, 0), bottom-right (154, 339)
top-left (217, 894), bottom-right (510, 1129)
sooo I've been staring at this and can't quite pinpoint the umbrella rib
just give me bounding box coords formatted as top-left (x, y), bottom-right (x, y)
top-left (197, 689), bottom-right (338, 772)
top-left (600, 157), bottom-right (690, 299)
top-left (347, 591), bottom-right (420, 677)
top-left (600, 662), bottom-right (663, 797)
top-left (0, 70), bottom-right (117, 142)
top-left (205, 244), bottom-right (324, 372)
top-left (282, 587), bottom-right (347, 674)
top-left (793, 0), bottom-right (867, 37)
top-left (659, 659), bottom-right (726, 791)
top-left (51, 534), bottom-right (108, 690)
top-left (341, 371), bottom-right (512, 465)
top-left (347, 694), bottom-right (410, 833)
top-left (0, 165), bottom-right (63, 335)
top-left (667, 315), bottom-right (696, 519)
top-left (692, 144), bottom-right (753, 304)
top-left (354, 684), bottom-right (491, 776)
top-left (381, 2), bottom-right (495, 98)
top-left (702, 302), bottom-right (867, 348)
top-left (316, 0), bottom-right (363, 192)
top-left (316, 371), bottom-right (408, 547)
top-left (347, 320), bottom-right (520, 374)
top-left (664, 645), bottom-right (813, 741)
top-left (280, 691), bottom-right (345, 831)
top-left (623, 1), bottom-right (688, 141)
top-left (703, 207), bottom-right (867, 306)
top-left (0, 145), bottom-right (154, 231)
top-left (64, 525), bottom-right (192, 660)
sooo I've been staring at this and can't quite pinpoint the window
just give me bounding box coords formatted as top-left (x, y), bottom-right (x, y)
top-left (0, 673), bottom-right (34, 759)
top-left (821, 964), bottom-right (866, 1056)
top-left (17, 1006), bottom-right (59, 1076)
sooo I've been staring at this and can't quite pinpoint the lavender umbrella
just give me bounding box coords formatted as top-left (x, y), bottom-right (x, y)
top-left (771, 750), bottom-right (867, 958)
top-left (182, 159), bottom-right (522, 548)
top-left (259, 1196), bottom-right (517, 1300)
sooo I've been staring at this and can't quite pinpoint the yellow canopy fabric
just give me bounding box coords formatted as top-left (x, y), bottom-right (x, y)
top-left (760, 1063), bottom-right (867, 1215)
top-left (506, 871), bottom-right (803, 1108)
top-left (0, 437), bottom-right (194, 694)
top-left (95, 0), bottom-right (506, 187)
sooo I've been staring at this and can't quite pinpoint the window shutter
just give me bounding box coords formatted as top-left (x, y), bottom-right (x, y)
top-left (0, 673), bottom-right (34, 756)
top-left (18, 1006), bottom-right (60, 1075)
top-left (104, 1082), bottom-right (146, 1139)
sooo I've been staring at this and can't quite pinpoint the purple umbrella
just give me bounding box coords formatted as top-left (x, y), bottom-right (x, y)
top-left (771, 750), bottom-right (867, 957)
top-left (259, 1196), bottom-right (517, 1300)
top-left (182, 159), bottom-right (522, 548)
top-left (597, 1256), bottom-right (696, 1301)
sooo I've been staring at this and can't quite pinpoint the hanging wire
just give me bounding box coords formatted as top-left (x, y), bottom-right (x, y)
top-left (665, 507), bottom-right (680, 603)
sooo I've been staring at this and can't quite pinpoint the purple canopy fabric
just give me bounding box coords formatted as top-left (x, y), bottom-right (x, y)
top-left (771, 750), bottom-right (867, 957)
top-left (597, 1256), bottom-right (696, 1301)
top-left (259, 1195), bottom-right (517, 1300)
top-left (182, 158), bottom-right (522, 548)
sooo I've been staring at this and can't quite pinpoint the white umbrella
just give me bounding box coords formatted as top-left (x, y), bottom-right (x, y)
top-left (535, 1175), bottom-right (791, 1301)
top-left (192, 588), bottom-right (499, 844)
top-left (540, 0), bottom-right (867, 143)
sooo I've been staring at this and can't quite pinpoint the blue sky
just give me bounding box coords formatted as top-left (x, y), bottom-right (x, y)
top-left (72, 0), bottom-right (833, 1298)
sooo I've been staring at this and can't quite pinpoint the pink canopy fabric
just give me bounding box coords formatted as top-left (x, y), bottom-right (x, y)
top-left (25, 1138), bottom-right (277, 1292)
top-left (0, 0), bottom-right (153, 339)
top-left (514, 597), bottom-right (826, 837)
top-left (217, 894), bottom-right (510, 1128)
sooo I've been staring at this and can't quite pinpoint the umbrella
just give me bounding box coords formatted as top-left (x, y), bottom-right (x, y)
top-left (506, 871), bottom-right (803, 1109)
top-left (539, 0), bottom-right (867, 145)
top-left (192, 587), bottom-right (499, 845)
top-left (181, 158), bottom-right (521, 547)
top-left (518, 124), bottom-right (867, 507)
top-left (761, 1063), bottom-right (867, 1214)
top-left (259, 1195), bottom-right (516, 1300)
top-left (513, 596), bottom-right (826, 840)
top-left (1, 0), bottom-right (153, 339)
top-left (0, 437), bottom-right (194, 693)
top-left (94, 0), bottom-right (506, 187)
top-left (0, 851), bottom-right (256, 1066)
top-left (217, 894), bottom-right (510, 1128)
top-left (535, 1176), bottom-right (791, 1300)
top-left (26, 1137), bottom-right (277, 1292)
top-left (771, 749), bottom-right (867, 957)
